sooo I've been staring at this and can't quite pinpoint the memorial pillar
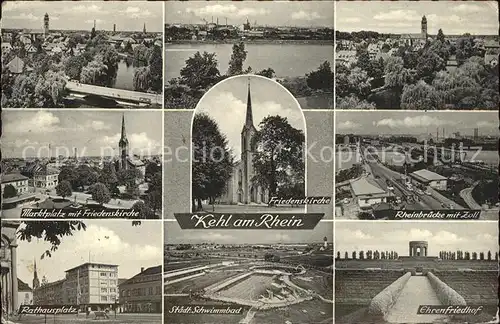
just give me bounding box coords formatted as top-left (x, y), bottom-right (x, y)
top-left (11, 244), bottom-right (19, 313)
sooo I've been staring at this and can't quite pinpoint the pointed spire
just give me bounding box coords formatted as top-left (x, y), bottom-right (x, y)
top-left (245, 77), bottom-right (253, 128)
top-left (121, 113), bottom-right (127, 142)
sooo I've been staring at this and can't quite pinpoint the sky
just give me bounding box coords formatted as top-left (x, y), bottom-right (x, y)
top-left (165, 220), bottom-right (333, 245)
top-left (336, 1), bottom-right (499, 35)
top-left (336, 222), bottom-right (499, 256)
top-left (2, 110), bottom-right (162, 158)
top-left (1, 1), bottom-right (163, 32)
top-left (336, 111), bottom-right (498, 137)
top-left (17, 220), bottom-right (162, 286)
top-left (165, 1), bottom-right (334, 27)
top-left (194, 75), bottom-right (306, 159)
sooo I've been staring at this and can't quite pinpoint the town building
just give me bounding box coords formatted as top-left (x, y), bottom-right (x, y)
top-left (33, 166), bottom-right (60, 190)
top-left (0, 221), bottom-right (21, 315)
top-left (335, 50), bottom-right (357, 67)
top-left (400, 16), bottom-right (428, 46)
top-left (5, 56), bottom-right (33, 74)
top-left (219, 80), bottom-right (269, 204)
top-left (17, 279), bottom-right (33, 306)
top-left (1, 173), bottom-right (29, 195)
top-left (119, 266), bottom-right (162, 313)
top-left (33, 279), bottom-right (65, 305)
top-left (409, 169), bottom-right (448, 190)
top-left (349, 177), bottom-right (391, 210)
top-left (64, 262), bottom-right (119, 311)
top-left (44, 13), bottom-right (49, 37)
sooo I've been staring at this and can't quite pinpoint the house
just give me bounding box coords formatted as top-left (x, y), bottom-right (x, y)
top-left (119, 266), bottom-right (162, 313)
top-left (336, 50), bottom-right (357, 67)
top-left (484, 53), bottom-right (499, 67)
top-left (1, 173), bottom-right (29, 195)
top-left (25, 44), bottom-right (38, 54)
top-left (349, 177), bottom-right (391, 210)
top-left (409, 169), bottom-right (447, 190)
top-left (18, 279), bottom-right (33, 306)
top-left (5, 56), bottom-right (33, 74)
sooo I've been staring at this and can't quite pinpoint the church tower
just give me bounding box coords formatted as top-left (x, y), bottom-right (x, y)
top-left (421, 15), bottom-right (427, 39)
top-left (118, 114), bottom-right (129, 170)
top-left (33, 259), bottom-right (40, 290)
top-left (241, 78), bottom-right (257, 204)
top-left (44, 13), bottom-right (49, 37)
top-left (143, 23), bottom-right (147, 34)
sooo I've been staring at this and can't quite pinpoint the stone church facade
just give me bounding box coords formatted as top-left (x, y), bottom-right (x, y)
top-left (218, 81), bottom-right (269, 205)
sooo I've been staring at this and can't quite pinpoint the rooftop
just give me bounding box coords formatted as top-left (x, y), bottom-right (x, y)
top-left (119, 265), bottom-right (161, 286)
top-left (1, 173), bottom-right (29, 183)
top-left (18, 278), bottom-right (32, 292)
top-left (410, 169), bottom-right (447, 182)
top-left (65, 262), bottom-right (119, 273)
top-left (350, 177), bottom-right (387, 197)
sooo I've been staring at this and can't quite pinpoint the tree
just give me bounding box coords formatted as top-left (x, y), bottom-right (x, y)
top-left (257, 68), bottom-right (275, 79)
top-left (227, 42), bottom-right (247, 76)
top-left (251, 116), bottom-right (304, 201)
top-left (55, 180), bottom-right (72, 199)
top-left (336, 252), bottom-right (341, 260)
top-left (192, 113), bottom-right (233, 211)
top-left (437, 29), bottom-right (445, 43)
top-left (3, 184), bottom-right (18, 198)
top-left (487, 250), bottom-right (491, 261)
top-left (147, 45), bottom-right (162, 92)
top-left (337, 95), bottom-right (376, 109)
top-left (64, 56), bottom-right (85, 81)
top-left (359, 251), bottom-right (365, 260)
top-left (344, 252), bottom-right (348, 259)
top-left (306, 61), bottom-right (334, 91)
top-left (132, 201), bottom-right (155, 219)
top-left (99, 163), bottom-right (118, 188)
top-left (90, 182), bottom-right (111, 205)
top-left (132, 44), bottom-right (149, 67)
top-left (133, 66), bottom-right (150, 92)
top-left (180, 51), bottom-right (220, 91)
top-left (401, 80), bottom-right (439, 110)
top-left (80, 56), bottom-right (108, 86)
top-left (18, 221), bottom-right (87, 259)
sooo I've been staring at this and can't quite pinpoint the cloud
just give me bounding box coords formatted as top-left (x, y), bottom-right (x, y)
top-left (99, 132), bottom-right (161, 155)
top-left (121, 7), bottom-right (153, 18)
top-left (337, 121), bottom-right (361, 130)
top-left (186, 5), bottom-right (269, 18)
top-left (340, 17), bottom-right (361, 23)
top-left (476, 121), bottom-right (496, 128)
top-left (451, 4), bottom-right (487, 13)
top-left (291, 11), bottom-right (321, 21)
top-left (85, 19), bottom-right (104, 25)
top-left (56, 4), bottom-right (104, 14)
top-left (87, 120), bottom-right (111, 131)
top-left (2, 2), bottom-right (41, 12)
top-left (373, 10), bottom-right (420, 21)
top-left (6, 111), bottom-right (61, 134)
top-left (6, 13), bottom-right (39, 21)
top-left (376, 115), bottom-right (454, 128)
top-left (427, 14), bottom-right (461, 24)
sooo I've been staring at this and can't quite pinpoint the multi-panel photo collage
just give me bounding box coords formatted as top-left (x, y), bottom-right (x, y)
top-left (0, 1), bottom-right (498, 324)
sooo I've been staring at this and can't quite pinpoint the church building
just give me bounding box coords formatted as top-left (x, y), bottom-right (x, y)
top-left (400, 16), bottom-right (428, 46)
top-left (115, 115), bottom-right (146, 181)
top-left (218, 80), bottom-right (269, 205)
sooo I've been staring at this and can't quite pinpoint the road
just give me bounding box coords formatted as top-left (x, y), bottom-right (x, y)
top-left (66, 81), bottom-right (162, 106)
top-left (9, 313), bottom-right (161, 323)
top-left (363, 148), bottom-right (465, 210)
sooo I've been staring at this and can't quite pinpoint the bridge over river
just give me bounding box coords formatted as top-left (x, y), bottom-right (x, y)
top-left (66, 80), bottom-right (162, 106)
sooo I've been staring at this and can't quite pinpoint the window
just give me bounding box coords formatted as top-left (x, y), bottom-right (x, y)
top-left (101, 288), bottom-right (107, 293)
top-left (100, 296), bottom-right (108, 301)
top-left (100, 272), bottom-right (107, 277)
top-left (100, 281), bottom-right (107, 286)
top-left (110, 288), bottom-right (116, 293)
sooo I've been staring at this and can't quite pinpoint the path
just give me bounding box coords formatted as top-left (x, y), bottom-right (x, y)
top-left (386, 276), bottom-right (446, 323)
top-left (460, 186), bottom-right (481, 210)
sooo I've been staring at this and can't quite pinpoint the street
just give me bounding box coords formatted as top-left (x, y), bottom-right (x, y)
top-left (6, 313), bottom-right (161, 324)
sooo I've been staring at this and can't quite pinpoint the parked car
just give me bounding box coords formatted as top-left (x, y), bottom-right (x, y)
top-left (425, 190), bottom-right (432, 195)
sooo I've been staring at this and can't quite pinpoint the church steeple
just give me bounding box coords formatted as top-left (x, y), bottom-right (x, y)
top-left (118, 114), bottom-right (129, 170)
top-left (244, 78), bottom-right (254, 129)
top-left (33, 258), bottom-right (40, 289)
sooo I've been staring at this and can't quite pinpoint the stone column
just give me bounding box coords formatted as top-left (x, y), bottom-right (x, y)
top-left (11, 244), bottom-right (19, 314)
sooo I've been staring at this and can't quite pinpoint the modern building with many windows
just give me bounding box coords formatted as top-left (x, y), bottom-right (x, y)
top-left (119, 265), bottom-right (162, 313)
top-left (33, 262), bottom-right (119, 312)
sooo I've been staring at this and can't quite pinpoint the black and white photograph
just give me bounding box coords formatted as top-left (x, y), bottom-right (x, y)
top-left (335, 0), bottom-right (499, 109)
top-left (191, 75), bottom-right (306, 213)
top-left (335, 221), bottom-right (498, 324)
top-left (335, 111), bottom-right (498, 220)
top-left (1, 110), bottom-right (162, 219)
top-left (1, 1), bottom-right (163, 108)
top-left (164, 220), bottom-right (333, 324)
top-left (1, 220), bottom-right (162, 323)
top-left (164, 1), bottom-right (334, 109)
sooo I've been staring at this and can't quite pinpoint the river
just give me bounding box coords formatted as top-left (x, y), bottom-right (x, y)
top-left (113, 60), bottom-right (137, 91)
top-left (165, 43), bottom-right (334, 80)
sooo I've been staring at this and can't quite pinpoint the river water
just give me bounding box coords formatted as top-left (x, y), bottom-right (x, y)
top-left (165, 43), bottom-right (334, 80)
